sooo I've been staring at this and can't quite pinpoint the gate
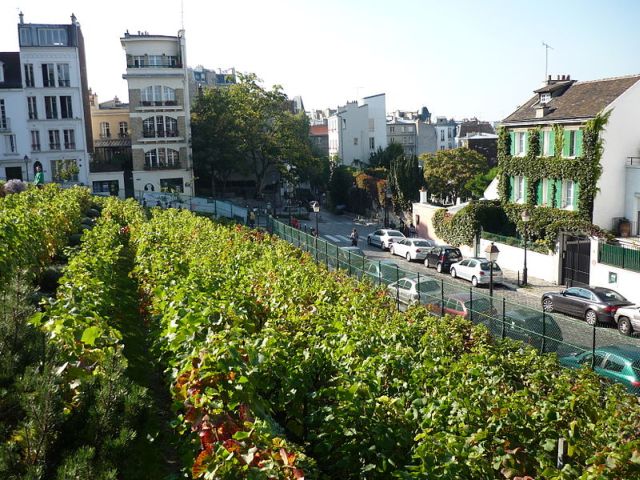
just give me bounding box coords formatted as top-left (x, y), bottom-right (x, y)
top-left (561, 235), bottom-right (591, 286)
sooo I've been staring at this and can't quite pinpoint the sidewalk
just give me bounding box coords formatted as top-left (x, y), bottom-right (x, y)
top-left (498, 266), bottom-right (559, 309)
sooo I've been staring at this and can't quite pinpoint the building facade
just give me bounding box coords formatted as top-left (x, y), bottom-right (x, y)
top-left (434, 116), bottom-right (456, 151)
top-left (187, 65), bottom-right (236, 103)
top-left (309, 124), bottom-right (329, 157)
top-left (387, 118), bottom-right (417, 156)
top-left (2, 13), bottom-right (93, 185)
top-left (121, 30), bottom-right (193, 196)
top-left (328, 93), bottom-right (387, 166)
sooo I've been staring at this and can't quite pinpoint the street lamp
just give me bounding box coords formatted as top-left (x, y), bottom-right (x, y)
top-left (311, 201), bottom-right (320, 236)
top-left (24, 155), bottom-right (30, 182)
top-left (484, 242), bottom-right (500, 297)
top-left (521, 209), bottom-right (530, 286)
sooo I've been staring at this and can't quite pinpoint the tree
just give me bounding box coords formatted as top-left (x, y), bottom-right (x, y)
top-left (465, 166), bottom-right (499, 199)
top-left (368, 143), bottom-right (404, 169)
top-left (388, 155), bottom-right (423, 212)
top-left (420, 147), bottom-right (487, 203)
top-left (327, 166), bottom-right (353, 210)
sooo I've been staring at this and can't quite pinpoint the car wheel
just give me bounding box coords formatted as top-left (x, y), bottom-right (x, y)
top-left (585, 309), bottom-right (598, 326)
top-left (436, 262), bottom-right (443, 273)
top-left (424, 258), bottom-right (430, 268)
top-left (471, 276), bottom-right (478, 287)
top-left (542, 297), bottom-right (554, 312)
top-left (617, 316), bottom-right (633, 336)
top-left (450, 268), bottom-right (457, 278)
top-left (406, 253), bottom-right (412, 262)
top-left (390, 246), bottom-right (395, 255)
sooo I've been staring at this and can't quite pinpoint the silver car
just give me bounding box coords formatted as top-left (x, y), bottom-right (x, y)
top-left (614, 305), bottom-right (640, 336)
top-left (366, 229), bottom-right (406, 250)
top-left (450, 257), bottom-right (503, 287)
top-left (390, 237), bottom-right (435, 262)
top-left (387, 276), bottom-right (441, 309)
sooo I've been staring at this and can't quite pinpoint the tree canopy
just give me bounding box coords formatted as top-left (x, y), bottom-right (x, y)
top-left (388, 154), bottom-right (423, 212)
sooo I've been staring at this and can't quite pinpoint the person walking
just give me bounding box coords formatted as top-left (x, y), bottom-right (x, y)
top-left (248, 209), bottom-right (256, 228)
top-left (33, 165), bottom-right (44, 188)
top-left (350, 228), bottom-right (359, 246)
top-left (409, 223), bottom-right (416, 237)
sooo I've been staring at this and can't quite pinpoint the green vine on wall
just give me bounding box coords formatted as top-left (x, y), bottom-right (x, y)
top-left (497, 128), bottom-right (511, 201)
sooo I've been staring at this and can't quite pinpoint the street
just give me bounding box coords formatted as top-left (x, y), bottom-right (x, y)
top-left (295, 209), bottom-right (640, 355)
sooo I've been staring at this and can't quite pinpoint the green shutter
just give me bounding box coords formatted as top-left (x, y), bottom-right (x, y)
top-left (509, 132), bottom-right (515, 156)
top-left (549, 130), bottom-right (555, 156)
top-left (575, 129), bottom-right (583, 157)
top-left (555, 179), bottom-right (563, 208)
top-left (562, 130), bottom-right (570, 157)
top-left (509, 176), bottom-right (515, 202)
top-left (536, 180), bottom-right (543, 205)
top-left (523, 177), bottom-right (528, 202)
top-left (538, 130), bottom-right (544, 156)
top-left (523, 132), bottom-right (528, 155)
top-left (574, 182), bottom-right (580, 209)
top-left (547, 179), bottom-right (553, 206)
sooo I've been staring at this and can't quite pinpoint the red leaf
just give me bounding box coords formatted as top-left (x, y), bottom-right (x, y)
top-left (192, 449), bottom-right (213, 478)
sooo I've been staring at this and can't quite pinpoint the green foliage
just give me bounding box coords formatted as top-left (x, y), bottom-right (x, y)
top-left (368, 143), bottom-right (404, 169)
top-left (465, 166), bottom-right (499, 199)
top-left (432, 201), bottom-right (508, 247)
top-left (388, 154), bottom-right (422, 212)
top-left (421, 147), bottom-right (488, 202)
top-left (327, 165), bottom-right (353, 210)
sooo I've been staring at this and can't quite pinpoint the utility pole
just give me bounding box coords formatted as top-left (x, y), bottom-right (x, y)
top-left (542, 41), bottom-right (554, 80)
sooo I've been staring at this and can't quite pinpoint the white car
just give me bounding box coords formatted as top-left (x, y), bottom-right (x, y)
top-left (614, 305), bottom-right (640, 336)
top-left (449, 257), bottom-right (503, 287)
top-left (387, 276), bottom-right (441, 309)
top-left (366, 229), bottom-right (406, 250)
top-left (390, 237), bottom-right (435, 262)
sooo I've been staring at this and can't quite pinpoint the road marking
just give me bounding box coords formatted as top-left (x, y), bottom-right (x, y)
top-left (336, 235), bottom-right (351, 242)
top-left (324, 234), bottom-right (341, 242)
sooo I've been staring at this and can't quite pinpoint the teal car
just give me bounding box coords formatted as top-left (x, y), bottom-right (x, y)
top-left (559, 345), bottom-right (640, 394)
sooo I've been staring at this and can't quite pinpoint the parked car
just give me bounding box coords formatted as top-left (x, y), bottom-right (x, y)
top-left (431, 291), bottom-right (498, 323)
top-left (489, 307), bottom-right (563, 353)
top-left (387, 276), bottom-right (441, 309)
top-left (541, 286), bottom-right (633, 326)
top-left (614, 305), bottom-right (640, 336)
top-left (362, 259), bottom-right (401, 286)
top-left (367, 229), bottom-right (406, 250)
top-left (334, 246), bottom-right (366, 273)
top-left (450, 257), bottom-right (503, 287)
top-left (424, 246), bottom-right (463, 273)
top-left (390, 238), bottom-right (435, 262)
top-left (559, 345), bottom-right (640, 394)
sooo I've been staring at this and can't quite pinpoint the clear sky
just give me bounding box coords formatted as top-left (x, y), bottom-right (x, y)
top-left (2, 0), bottom-right (639, 121)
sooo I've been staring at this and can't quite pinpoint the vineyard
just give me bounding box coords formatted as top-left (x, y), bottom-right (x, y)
top-left (1, 186), bottom-right (640, 479)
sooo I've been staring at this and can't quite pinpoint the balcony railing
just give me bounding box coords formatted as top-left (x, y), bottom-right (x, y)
top-left (49, 143), bottom-right (61, 150)
top-left (89, 161), bottom-right (125, 173)
top-left (64, 143), bottom-right (76, 150)
top-left (627, 157), bottom-right (640, 166)
top-left (31, 144), bottom-right (41, 152)
top-left (140, 100), bottom-right (178, 107)
top-left (143, 129), bottom-right (180, 139)
top-left (99, 133), bottom-right (112, 139)
top-left (127, 63), bottom-right (182, 69)
top-left (0, 118), bottom-right (10, 131)
top-left (144, 161), bottom-right (182, 170)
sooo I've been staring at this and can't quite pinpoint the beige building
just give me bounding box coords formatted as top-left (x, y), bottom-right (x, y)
top-left (88, 91), bottom-right (131, 197)
top-left (120, 30), bottom-right (193, 196)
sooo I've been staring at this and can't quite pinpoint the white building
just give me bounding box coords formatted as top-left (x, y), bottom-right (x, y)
top-left (121, 30), bottom-right (193, 196)
top-left (328, 93), bottom-right (387, 166)
top-left (3, 13), bottom-right (93, 185)
top-left (434, 116), bottom-right (456, 151)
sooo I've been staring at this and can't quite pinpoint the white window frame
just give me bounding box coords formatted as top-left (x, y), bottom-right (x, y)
top-left (541, 178), bottom-right (549, 206)
top-left (515, 132), bottom-right (526, 156)
top-left (31, 130), bottom-right (41, 152)
top-left (24, 63), bottom-right (34, 87)
top-left (4, 134), bottom-right (17, 154)
top-left (56, 63), bottom-right (70, 87)
top-left (562, 180), bottom-right (575, 210)
top-left (542, 130), bottom-right (551, 156)
top-left (0, 62), bottom-right (4, 83)
top-left (63, 129), bottom-right (75, 149)
top-left (48, 129), bottom-right (60, 150)
top-left (44, 96), bottom-right (58, 119)
top-left (568, 130), bottom-right (577, 157)
top-left (540, 93), bottom-right (551, 103)
top-left (100, 122), bottom-right (111, 138)
top-left (514, 176), bottom-right (525, 204)
top-left (27, 96), bottom-right (38, 119)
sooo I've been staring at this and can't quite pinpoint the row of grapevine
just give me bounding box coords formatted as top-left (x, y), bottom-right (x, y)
top-left (132, 208), bottom-right (640, 479)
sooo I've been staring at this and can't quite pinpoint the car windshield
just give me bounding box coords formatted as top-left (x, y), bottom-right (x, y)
top-left (479, 261), bottom-right (501, 271)
top-left (596, 289), bottom-right (627, 302)
top-left (417, 281), bottom-right (440, 293)
top-left (465, 298), bottom-right (493, 312)
top-left (387, 230), bottom-right (404, 237)
top-left (413, 240), bottom-right (431, 247)
top-left (446, 250), bottom-right (461, 259)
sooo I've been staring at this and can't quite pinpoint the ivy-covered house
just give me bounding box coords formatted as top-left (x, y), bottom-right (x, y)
top-left (498, 73), bottom-right (640, 233)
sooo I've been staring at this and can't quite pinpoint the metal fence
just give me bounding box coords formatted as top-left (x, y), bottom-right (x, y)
top-left (269, 218), bottom-right (640, 396)
top-left (598, 241), bottom-right (640, 272)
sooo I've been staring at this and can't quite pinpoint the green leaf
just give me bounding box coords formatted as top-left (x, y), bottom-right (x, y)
top-left (81, 326), bottom-right (102, 346)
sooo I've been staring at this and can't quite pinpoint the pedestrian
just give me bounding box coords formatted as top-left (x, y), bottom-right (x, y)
top-left (248, 209), bottom-right (256, 228)
top-left (33, 165), bottom-right (44, 188)
top-left (409, 223), bottom-right (416, 237)
top-left (350, 228), bottom-right (359, 246)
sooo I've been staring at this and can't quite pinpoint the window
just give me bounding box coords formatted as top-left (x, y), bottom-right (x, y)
top-left (42, 63), bottom-right (55, 87)
top-left (0, 62), bottom-right (4, 83)
top-left (145, 148), bottom-right (180, 169)
top-left (568, 130), bottom-right (577, 157)
top-left (31, 130), bottom-right (41, 151)
top-left (27, 96), bottom-right (38, 119)
top-left (448, 128), bottom-right (452, 139)
top-left (37, 28), bottom-right (68, 46)
top-left (440, 129), bottom-right (444, 141)
top-left (514, 176), bottom-right (525, 203)
top-left (57, 64), bottom-right (70, 87)
top-left (143, 116), bottom-right (178, 137)
top-left (541, 178), bottom-right (549, 206)
top-left (92, 180), bottom-right (120, 195)
top-left (603, 357), bottom-right (625, 373)
top-left (542, 130), bottom-right (551, 156)
top-left (562, 180), bottom-right (575, 209)
top-left (540, 93), bottom-right (551, 103)
top-left (48, 130), bottom-right (60, 150)
top-left (141, 85), bottom-right (176, 105)
top-left (19, 27), bottom-right (32, 46)
top-left (24, 63), bottom-right (34, 87)
top-left (143, 117), bottom-right (155, 137)
top-left (515, 132), bottom-right (526, 156)
top-left (369, 137), bottom-right (375, 149)
top-left (60, 96), bottom-right (73, 118)
top-left (0, 99), bottom-right (6, 128)
top-left (119, 121), bottom-right (128, 136)
top-left (148, 55), bottom-right (164, 66)
top-left (63, 129), bottom-right (75, 149)
top-left (160, 177), bottom-right (184, 193)
top-left (389, 126), bottom-right (395, 133)
top-left (368, 118), bottom-right (374, 132)
top-left (4, 134), bottom-right (17, 153)
top-left (44, 96), bottom-right (58, 119)
top-left (50, 158), bottom-right (79, 182)
top-left (100, 122), bottom-right (111, 138)
top-left (353, 137), bottom-right (358, 146)
top-left (133, 55), bottom-right (145, 67)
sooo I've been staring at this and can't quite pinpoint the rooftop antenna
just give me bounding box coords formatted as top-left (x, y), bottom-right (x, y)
top-left (542, 41), bottom-right (554, 80)
top-left (180, 0), bottom-right (184, 30)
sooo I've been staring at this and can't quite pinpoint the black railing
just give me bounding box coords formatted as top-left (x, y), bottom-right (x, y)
top-left (127, 63), bottom-right (182, 69)
top-left (89, 161), bottom-right (125, 173)
top-left (144, 162), bottom-right (182, 170)
top-left (627, 157), bottom-right (640, 166)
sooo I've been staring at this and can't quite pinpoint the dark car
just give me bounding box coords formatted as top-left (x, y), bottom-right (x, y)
top-left (489, 307), bottom-right (563, 353)
top-left (431, 292), bottom-right (498, 323)
top-left (559, 345), bottom-right (640, 394)
top-left (541, 286), bottom-right (633, 326)
top-left (424, 246), bottom-right (462, 273)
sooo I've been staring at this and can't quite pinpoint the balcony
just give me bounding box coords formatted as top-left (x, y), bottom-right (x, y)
top-left (143, 129), bottom-right (180, 139)
top-left (127, 63), bottom-right (182, 69)
top-left (49, 143), bottom-right (61, 151)
top-left (144, 161), bottom-right (182, 170)
top-left (140, 100), bottom-right (178, 107)
top-left (64, 143), bottom-right (76, 150)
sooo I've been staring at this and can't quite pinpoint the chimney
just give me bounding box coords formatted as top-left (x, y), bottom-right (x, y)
top-left (19, 11), bottom-right (24, 24)
top-left (71, 13), bottom-right (77, 25)
top-left (536, 104), bottom-right (551, 118)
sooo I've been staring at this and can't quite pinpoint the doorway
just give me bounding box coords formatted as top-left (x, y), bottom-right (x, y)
top-left (561, 235), bottom-right (591, 287)
top-left (5, 166), bottom-right (23, 181)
